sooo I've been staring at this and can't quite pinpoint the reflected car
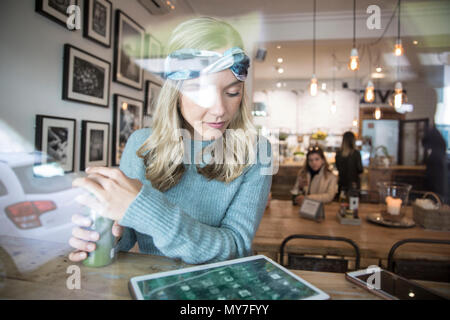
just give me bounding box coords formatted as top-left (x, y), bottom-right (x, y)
top-left (0, 152), bottom-right (84, 244)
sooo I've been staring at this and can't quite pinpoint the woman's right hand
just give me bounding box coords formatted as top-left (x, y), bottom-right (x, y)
top-left (68, 214), bottom-right (123, 262)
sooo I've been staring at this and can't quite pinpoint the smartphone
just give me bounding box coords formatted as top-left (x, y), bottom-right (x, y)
top-left (346, 268), bottom-right (448, 300)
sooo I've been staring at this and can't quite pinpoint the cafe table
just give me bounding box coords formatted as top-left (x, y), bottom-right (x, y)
top-left (253, 200), bottom-right (450, 267)
top-left (1, 235), bottom-right (449, 300)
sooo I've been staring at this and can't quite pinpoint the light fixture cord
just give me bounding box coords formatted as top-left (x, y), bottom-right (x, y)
top-left (397, 0), bottom-right (401, 42)
top-left (313, 0), bottom-right (316, 75)
top-left (353, 0), bottom-right (356, 48)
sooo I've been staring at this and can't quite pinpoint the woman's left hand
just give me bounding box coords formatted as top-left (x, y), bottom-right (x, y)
top-left (72, 167), bottom-right (143, 221)
top-left (294, 195), bottom-right (305, 206)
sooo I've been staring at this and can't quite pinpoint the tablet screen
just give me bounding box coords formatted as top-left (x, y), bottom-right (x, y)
top-left (132, 256), bottom-right (326, 300)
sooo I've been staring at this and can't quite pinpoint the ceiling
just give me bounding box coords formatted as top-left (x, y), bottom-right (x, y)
top-left (254, 35), bottom-right (450, 83)
top-left (184, 0), bottom-right (428, 17)
top-left (156, 1), bottom-right (450, 87)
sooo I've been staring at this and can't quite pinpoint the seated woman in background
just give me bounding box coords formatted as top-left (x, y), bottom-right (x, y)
top-left (335, 131), bottom-right (363, 194)
top-left (290, 146), bottom-right (338, 205)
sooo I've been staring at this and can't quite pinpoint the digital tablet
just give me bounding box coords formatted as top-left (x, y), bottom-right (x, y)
top-left (129, 255), bottom-right (330, 300)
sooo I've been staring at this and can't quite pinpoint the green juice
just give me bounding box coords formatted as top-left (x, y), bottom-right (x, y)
top-left (82, 213), bottom-right (116, 268)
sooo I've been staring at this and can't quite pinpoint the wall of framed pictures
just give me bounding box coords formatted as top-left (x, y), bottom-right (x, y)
top-left (0, 0), bottom-right (166, 173)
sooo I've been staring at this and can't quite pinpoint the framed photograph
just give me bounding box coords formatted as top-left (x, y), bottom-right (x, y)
top-left (145, 80), bottom-right (162, 118)
top-left (80, 121), bottom-right (110, 171)
top-left (113, 10), bottom-right (145, 90)
top-left (113, 95), bottom-right (143, 166)
top-left (83, 0), bottom-right (112, 47)
top-left (63, 44), bottom-right (111, 107)
top-left (145, 35), bottom-right (161, 59)
top-left (35, 115), bottom-right (76, 173)
top-left (36, 0), bottom-right (78, 28)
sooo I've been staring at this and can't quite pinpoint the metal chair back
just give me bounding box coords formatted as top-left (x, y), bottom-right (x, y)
top-left (279, 234), bottom-right (361, 273)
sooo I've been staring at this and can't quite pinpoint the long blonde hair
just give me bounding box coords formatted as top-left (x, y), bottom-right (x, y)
top-left (136, 17), bottom-right (257, 192)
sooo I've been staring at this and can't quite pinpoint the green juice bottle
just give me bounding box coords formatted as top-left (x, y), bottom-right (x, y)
top-left (82, 209), bottom-right (117, 268)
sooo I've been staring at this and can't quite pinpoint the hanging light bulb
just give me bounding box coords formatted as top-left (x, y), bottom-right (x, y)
top-left (352, 119), bottom-right (358, 127)
top-left (394, 39), bottom-right (404, 56)
top-left (388, 81), bottom-right (407, 109)
top-left (394, 0), bottom-right (404, 57)
top-left (330, 100), bottom-right (337, 113)
top-left (374, 107), bottom-right (381, 120)
top-left (348, 0), bottom-right (359, 71)
top-left (309, 0), bottom-right (318, 97)
top-left (364, 80), bottom-right (375, 103)
top-left (309, 75), bottom-right (318, 96)
top-left (348, 48), bottom-right (360, 71)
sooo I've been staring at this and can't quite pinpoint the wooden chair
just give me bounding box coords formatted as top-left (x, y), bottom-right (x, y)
top-left (387, 238), bottom-right (450, 283)
top-left (279, 234), bottom-right (360, 273)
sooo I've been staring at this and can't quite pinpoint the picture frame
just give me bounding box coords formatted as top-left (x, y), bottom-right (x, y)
top-left (143, 34), bottom-right (162, 75)
top-left (83, 0), bottom-right (112, 47)
top-left (112, 95), bottom-right (143, 166)
top-left (145, 34), bottom-right (161, 59)
top-left (80, 120), bottom-right (110, 171)
top-left (36, 0), bottom-right (78, 28)
top-left (145, 80), bottom-right (162, 118)
top-left (35, 115), bottom-right (76, 173)
top-left (113, 10), bottom-right (145, 90)
top-left (63, 44), bottom-right (111, 107)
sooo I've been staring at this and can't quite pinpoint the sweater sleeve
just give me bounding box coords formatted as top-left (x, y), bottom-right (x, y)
top-left (115, 129), bottom-right (152, 252)
top-left (118, 137), bottom-right (273, 264)
top-left (306, 174), bottom-right (338, 203)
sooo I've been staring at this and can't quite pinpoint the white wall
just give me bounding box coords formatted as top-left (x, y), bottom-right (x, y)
top-left (253, 87), bottom-right (359, 135)
top-left (0, 0), bottom-right (166, 171)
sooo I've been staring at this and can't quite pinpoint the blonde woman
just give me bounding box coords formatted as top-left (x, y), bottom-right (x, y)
top-left (68, 17), bottom-right (273, 264)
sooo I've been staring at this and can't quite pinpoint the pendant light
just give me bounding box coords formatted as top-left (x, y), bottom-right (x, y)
top-left (394, 0), bottom-right (404, 56)
top-left (364, 49), bottom-right (375, 103)
top-left (389, 1), bottom-right (408, 110)
top-left (309, 0), bottom-right (318, 96)
top-left (348, 0), bottom-right (360, 71)
top-left (389, 81), bottom-right (407, 109)
top-left (374, 107), bottom-right (381, 120)
top-left (364, 80), bottom-right (375, 103)
top-left (330, 54), bottom-right (337, 113)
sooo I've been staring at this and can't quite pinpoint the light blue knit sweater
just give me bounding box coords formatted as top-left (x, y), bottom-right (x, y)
top-left (117, 128), bottom-right (273, 264)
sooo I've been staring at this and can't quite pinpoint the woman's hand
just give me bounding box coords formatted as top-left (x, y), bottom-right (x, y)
top-left (72, 167), bottom-right (143, 222)
top-left (68, 215), bottom-right (123, 262)
top-left (294, 195), bottom-right (305, 206)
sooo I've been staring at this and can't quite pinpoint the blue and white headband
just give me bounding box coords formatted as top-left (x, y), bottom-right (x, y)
top-left (164, 47), bottom-right (250, 81)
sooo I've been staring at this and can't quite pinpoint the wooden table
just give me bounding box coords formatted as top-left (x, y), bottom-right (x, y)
top-left (253, 200), bottom-right (450, 267)
top-left (2, 235), bottom-right (448, 300)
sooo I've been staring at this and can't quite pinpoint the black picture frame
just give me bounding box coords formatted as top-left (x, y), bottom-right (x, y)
top-left (145, 80), bottom-right (162, 118)
top-left (36, 0), bottom-right (78, 28)
top-left (144, 34), bottom-right (162, 59)
top-left (113, 10), bottom-right (145, 90)
top-left (80, 120), bottom-right (110, 171)
top-left (112, 95), bottom-right (143, 166)
top-left (35, 115), bottom-right (76, 173)
top-left (83, 0), bottom-right (112, 47)
top-left (63, 44), bottom-right (111, 107)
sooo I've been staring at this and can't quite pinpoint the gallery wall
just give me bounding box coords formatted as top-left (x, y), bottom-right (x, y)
top-left (0, 0), bottom-right (166, 172)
